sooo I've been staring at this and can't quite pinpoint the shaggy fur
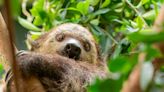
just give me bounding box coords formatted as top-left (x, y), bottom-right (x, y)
top-left (4, 23), bottom-right (108, 92)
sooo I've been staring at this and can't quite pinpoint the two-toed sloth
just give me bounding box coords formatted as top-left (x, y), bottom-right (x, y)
top-left (4, 23), bottom-right (108, 92)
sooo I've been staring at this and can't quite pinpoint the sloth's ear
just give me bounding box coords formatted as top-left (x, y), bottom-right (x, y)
top-left (26, 32), bottom-right (49, 51)
top-left (30, 41), bottom-right (40, 51)
top-left (26, 34), bottom-right (40, 51)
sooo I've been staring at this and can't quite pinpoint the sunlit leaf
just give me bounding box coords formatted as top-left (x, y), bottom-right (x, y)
top-left (135, 17), bottom-right (144, 29)
top-left (141, 0), bottom-right (150, 5)
top-left (67, 7), bottom-right (82, 14)
top-left (30, 0), bottom-right (44, 16)
top-left (111, 2), bottom-right (123, 10)
top-left (128, 30), bottom-right (164, 43)
top-left (90, 19), bottom-right (99, 25)
top-left (0, 64), bottom-right (4, 78)
top-left (101, 0), bottom-right (110, 8)
top-left (143, 10), bottom-right (156, 20)
top-left (88, 0), bottom-right (100, 6)
top-left (76, 1), bottom-right (89, 15)
top-left (18, 17), bottom-right (41, 31)
top-left (93, 8), bottom-right (110, 16)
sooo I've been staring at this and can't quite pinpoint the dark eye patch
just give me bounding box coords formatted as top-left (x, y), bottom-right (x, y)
top-left (55, 33), bottom-right (65, 42)
top-left (83, 41), bottom-right (91, 52)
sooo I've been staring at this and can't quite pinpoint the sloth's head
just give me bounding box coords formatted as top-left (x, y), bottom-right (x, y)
top-left (30, 23), bottom-right (101, 64)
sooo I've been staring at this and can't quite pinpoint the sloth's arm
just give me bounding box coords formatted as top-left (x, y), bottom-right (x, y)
top-left (17, 51), bottom-right (106, 80)
top-left (16, 51), bottom-right (107, 92)
top-left (17, 51), bottom-right (71, 79)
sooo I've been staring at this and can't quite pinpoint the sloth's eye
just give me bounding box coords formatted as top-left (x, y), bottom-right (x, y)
top-left (56, 33), bottom-right (65, 42)
top-left (84, 41), bottom-right (91, 52)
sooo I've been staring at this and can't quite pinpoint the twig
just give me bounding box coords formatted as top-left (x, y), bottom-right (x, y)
top-left (125, 0), bottom-right (148, 27)
top-left (22, 0), bottom-right (33, 22)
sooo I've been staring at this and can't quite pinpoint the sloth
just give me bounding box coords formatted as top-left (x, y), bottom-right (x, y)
top-left (4, 23), bottom-right (108, 92)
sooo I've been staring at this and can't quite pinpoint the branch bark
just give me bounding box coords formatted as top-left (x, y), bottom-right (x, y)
top-left (0, 0), bottom-right (24, 91)
top-left (0, 13), bottom-right (12, 71)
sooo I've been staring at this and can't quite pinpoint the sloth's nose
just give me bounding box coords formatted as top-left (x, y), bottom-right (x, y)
top-left (64, 43), bottom-right (81, 60)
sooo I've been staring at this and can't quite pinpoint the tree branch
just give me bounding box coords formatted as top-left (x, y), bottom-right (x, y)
top-left (0, 13), bottom-right (12, 71)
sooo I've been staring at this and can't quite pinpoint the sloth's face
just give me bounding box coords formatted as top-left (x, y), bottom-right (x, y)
top-left (54, 32), bottom-right (90, 60)
top-left (32, 23), bottom-right (99, 64)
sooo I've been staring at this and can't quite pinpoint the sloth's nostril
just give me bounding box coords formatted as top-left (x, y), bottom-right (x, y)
top-left (64, 44), bottom-right (81, 60)
top-left (66, 44), bottom-right (71, 51)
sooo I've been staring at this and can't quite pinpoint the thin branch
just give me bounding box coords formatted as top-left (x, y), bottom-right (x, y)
top-left (22, 0), bottom-right (33, 22)
top-left (125, 0), bottom-right (148, 27)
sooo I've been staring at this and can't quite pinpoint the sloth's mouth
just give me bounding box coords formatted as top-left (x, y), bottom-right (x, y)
top-left (61, 51), bottom-right (80, 60)
top-left (66, 53), bottom-right (80, 60)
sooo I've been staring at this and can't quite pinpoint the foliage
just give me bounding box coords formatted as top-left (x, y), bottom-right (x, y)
top-left (17, 0), bottom-right (164, 92)
top-left (0, 64), bottom-right (4, 79)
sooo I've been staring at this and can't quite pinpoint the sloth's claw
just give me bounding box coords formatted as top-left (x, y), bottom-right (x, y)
top-left (16, 50), bottom-right (28, 57)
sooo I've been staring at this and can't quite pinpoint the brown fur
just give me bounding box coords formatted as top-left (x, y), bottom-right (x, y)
top-left (4, 23), bottom-right (108, 92)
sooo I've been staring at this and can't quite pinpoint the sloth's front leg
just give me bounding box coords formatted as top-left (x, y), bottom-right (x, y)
top-left (4, 51), bottom-right (46, 92)
top-left (16, 51), bottom-right (79, 92)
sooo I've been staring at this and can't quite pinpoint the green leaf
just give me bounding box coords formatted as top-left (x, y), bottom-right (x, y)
top-left (71, 0), bottom-right (75, 3)
top-left (76, 1), bottom-right (89, 15)
top-left (88, 78), bottom-right (123, 92)
top-left (88, 0), bottom-right (100, 6)
top-left (90, 19), bottom-right (99, 25)
top-left (135, 17), bottom-right (144, 29)
top-left (67, 7), bottom-right (81, 14)
top-left (108, 56), bottom-right (131, 73)
top-left (111, 39), bottom-right (131, 58)
top-left (31, 34), bottom-right (41, 40)
top-left (11, 0), bottom-right (21, 17)
top-left (0, 64), bottom-right (3, 72)
top-left (33, 16), bottom-right (43, 26)
top-left (30, 0), bottom-right (44, 16)
top-left (143, 10), bottom-right (156, 20)
top-left (90, 24), bottom-right (104, 36)
top-left (93, 8), bottom-right (110, 16)
top-left (141, 0), bottom-right (150, 5)
top-left (0, 64), bottom-right (4, 78)
top-left (111, 2), bottom-right (123, 10)
top-left (101, 0), bottom-right (111, 8)
top-left (145, 45), bottom-right (161, 60)
top-left (99, 35), bottom-right (112, 56)
top-left (128, 30), bottom-right (164, 43)
top-left (140, 62), bottom-right (154, 91)
top-left (18, 17), bottom-right (41, 31)
top-left (112, 44), bottom-right (122, 59)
